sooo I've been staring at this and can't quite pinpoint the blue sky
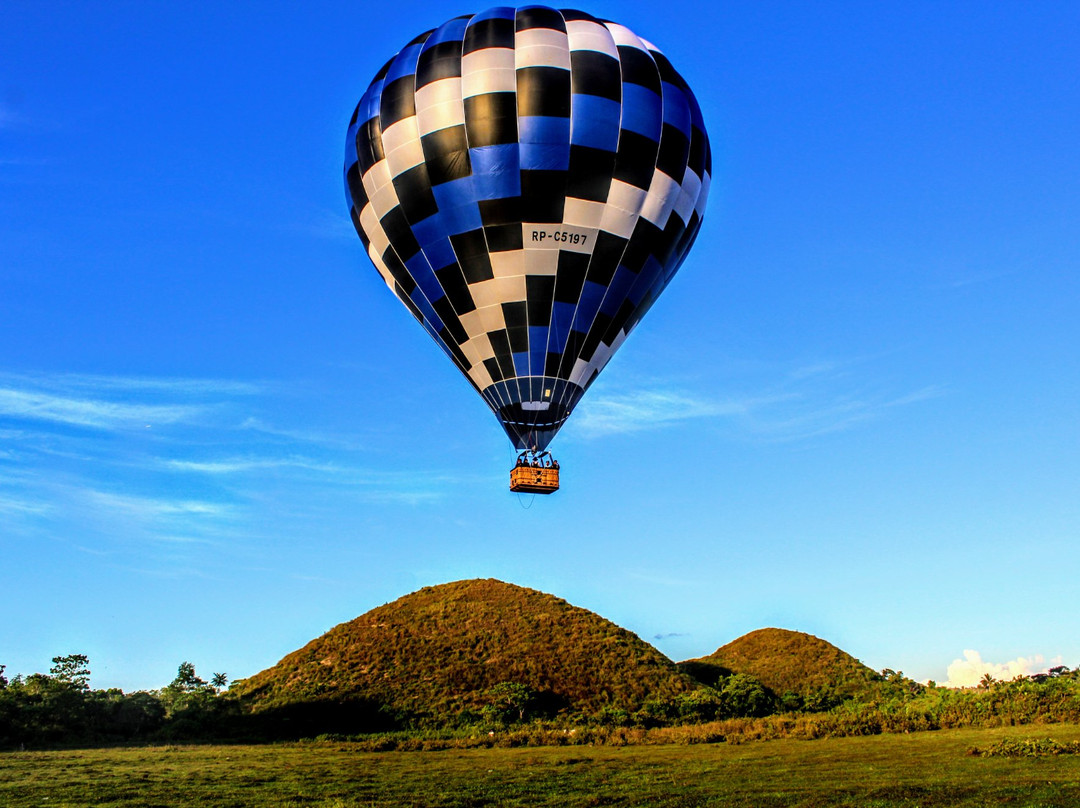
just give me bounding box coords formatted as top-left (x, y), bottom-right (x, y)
top-left (2, 0), bottom-right (1077, 691)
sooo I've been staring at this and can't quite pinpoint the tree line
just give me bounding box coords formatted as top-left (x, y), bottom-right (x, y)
top-left (2, 654), bottom-right (1079, 750)
top-left (0, 655), bottom-right (232, 748)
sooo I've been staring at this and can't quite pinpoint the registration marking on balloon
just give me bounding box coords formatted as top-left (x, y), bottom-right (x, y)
top-left (523, 224), bottom-right (597, 255)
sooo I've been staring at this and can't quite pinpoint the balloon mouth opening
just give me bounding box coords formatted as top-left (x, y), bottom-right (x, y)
top-left (482, 377), bottom-right (584, 452)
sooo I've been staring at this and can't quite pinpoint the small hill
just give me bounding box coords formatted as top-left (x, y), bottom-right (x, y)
top-left (233, 579), bottom-right (699, 728)
top-left (681, 628), bottom-right (881, 701)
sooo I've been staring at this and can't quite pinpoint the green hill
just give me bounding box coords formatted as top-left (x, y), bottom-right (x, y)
top-left (232, 578), bottom-right (699, 729)
top-left (680, 628), bottom-right (882, 704)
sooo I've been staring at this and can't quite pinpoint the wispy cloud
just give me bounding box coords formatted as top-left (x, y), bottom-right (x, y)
top-left (0, 157), bottom-right (50, 167)
top-left (0, 494), bottom-right (50, 516)
top-left (572, 390), bottom-right (786, 437)
top-left (570, 356), bottom-right (945, 443)
top-left (0, 386), bottom-right (205, 430)
top-left (163, 456), bottom-right (342, 475)
top-left (0, 371), bottom-right (268, 432)
top-left (0, 103), bottom-right (22, 129)
top-left (572, 385), bottom-right (943, 442)
top-left (161, 454), bottom-right (456, 507)
top-left (883, 386), bottom-right (946, 408)
top-left (0, 371), bottom-right (261, 397)
top-left (292, 207), bottom-right (357, 241)
top-left (739, 385), bottom-right (947, 442)
top-left (788, 360), bottom-right (846, 381)
top-left (357, 488), bottom-right (447, 506)
top-left (239, 416), bottom-right (366, 451)
top-left (0, 369), bottom-right (452, 565)
top-left (84, 490), bottom-right (231, 519)
top-left (931, 269), bottom-right (1016, 291)
top-left (942, 649), bottom-right (1062, 688)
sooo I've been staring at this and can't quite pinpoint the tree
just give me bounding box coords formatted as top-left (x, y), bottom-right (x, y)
top-left (159, 662), bottom-right (214, 725)
top-left (719, 674), bottom-right (776, 718)
top-left (673, 689), bottom-right (722, 723)
top-left (111, 692), bottom-right (166, 737)
top-left (484, 682), bottom-right (536, 724)
top-left (210, 672), bottom-right (228, 692)
top-left (50, 654), bottom-right (90, 691)
top-left (169, 662), bottom-right (208, 694)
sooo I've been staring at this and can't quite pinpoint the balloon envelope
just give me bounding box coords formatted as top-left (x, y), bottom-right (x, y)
top-left (345, 6), bottom-right (710, 451)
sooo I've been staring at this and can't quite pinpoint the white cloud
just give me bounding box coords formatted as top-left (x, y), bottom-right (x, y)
top-left (883, 386), bottom-right (947, 408)
top-left (788, 361), bottom-right (845, 381)
top-left (0, 494), bottom-right (50, 516)
top-left (933, 269), bottom-right (1015, 290)
top-left (238, 416), bottom-right (366, 450)
top-left (54, 373), bottom-right (261, 396)
top-left (84, 490), bottom-right (231, 519)
top-left (566, 353), bottom-right (945, 444)
top-left (163, 456), bottom-right (341, 475)
top-left (0, 371), bottom-right (260, 397)
top-left (942, 649), bottom-right (1062, 688)
top-left (357, 488), bottom-right (445, 505)
top-left (0, 386), bottom-right (204, 429)
top-left (0, 103), bottom-right (21, 129)
top-left (144, 534), bottom-right (217, 545)
top-left (293, 207), bottom-right (357, 241)
top-left (0, 372), bottom-right (254, 432)
top-left (572, 389), bottom-right (784, 437)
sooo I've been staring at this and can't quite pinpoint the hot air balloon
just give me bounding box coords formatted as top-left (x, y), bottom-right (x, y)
top-left (344, 6), bottom-right (711, 493)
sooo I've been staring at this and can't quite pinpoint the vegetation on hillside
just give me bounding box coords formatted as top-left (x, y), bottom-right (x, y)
top-left (231, 578), bottom-right (700, 728)
top-left (2, 579), bottom-right (1079, 750)
top-left (681, 627), bottom-right (884, 711)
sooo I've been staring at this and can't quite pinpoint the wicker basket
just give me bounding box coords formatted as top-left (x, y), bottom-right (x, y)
top-left (509, 465), bottom-right (560, 494)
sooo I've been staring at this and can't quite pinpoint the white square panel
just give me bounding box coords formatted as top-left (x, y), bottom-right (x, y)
top-left (566, 20), bottom-right (619, 59)
top-left (490, 250), bottom-right (526, 279)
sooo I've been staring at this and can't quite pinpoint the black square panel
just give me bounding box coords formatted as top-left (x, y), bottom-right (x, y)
top-left (567, 145), bottom-right (616, 203)
top-left (484, 222), bottom-right (524, 251)
top-left (464, 93), bottom-right (519, 147)
top-left (450, 229), bottom-right (495, 282)
top-left (463, 16), bottom-right (515, 53)
top-left (570, 50), bottom-right (621, 101)
top-left (515, 6), bottom-right (566, 32)
top-left (380, 76), bottom-right (417, 125)
top-left (501, 300), bottom-right (528, 330)
top-left (516, 67), bottom-right (571, 118)
top-left (391, 164), bottom-right (438, 223)
top-left (520, 170), bottom-right (566, 223)
top-left (421, 125), bottom-right (472, 185)
top-left (613, 130), bottom-right (660, 190)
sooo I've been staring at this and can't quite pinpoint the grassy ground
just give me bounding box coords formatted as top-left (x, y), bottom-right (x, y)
top-left (2, 724), bottom-right (1080, 807)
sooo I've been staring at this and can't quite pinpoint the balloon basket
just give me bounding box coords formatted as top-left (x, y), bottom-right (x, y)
top-left (510, 458), bottom-right (560, 494)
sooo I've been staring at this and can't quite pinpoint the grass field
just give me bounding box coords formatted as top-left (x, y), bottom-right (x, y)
top-left (3, 724), bottom-right (1080, 807)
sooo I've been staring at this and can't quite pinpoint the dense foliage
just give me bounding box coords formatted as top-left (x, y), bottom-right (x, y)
top-left (970, 736), bottom-right (1080, 757)
top-left (3, 580), bottom-right (1078, 750)
top-left (5, 654), bottom-right (1080, 751)
top-left (680, 627), bottom-right (885, 711)
top-left (0, 656), bottom-right (231, 748)
top-left (231, 579), bottom-right (700, 727)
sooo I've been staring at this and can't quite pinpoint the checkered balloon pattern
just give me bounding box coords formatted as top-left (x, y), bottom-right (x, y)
top-left (345, 6), bottom-right (711, 451)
